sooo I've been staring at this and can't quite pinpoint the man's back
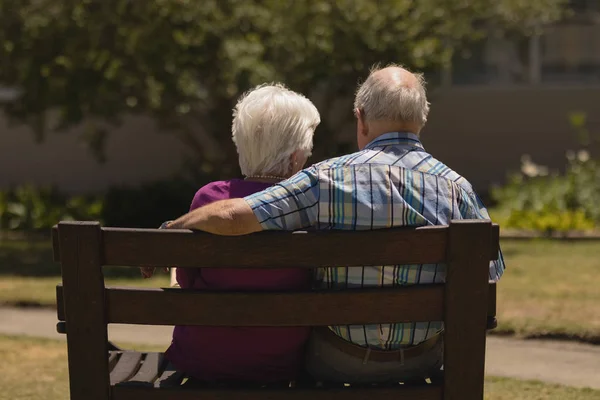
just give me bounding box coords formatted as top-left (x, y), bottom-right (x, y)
top-left (245, 131), bottom-right (505, 349)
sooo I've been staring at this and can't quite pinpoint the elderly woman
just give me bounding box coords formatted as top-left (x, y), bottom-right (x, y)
top-left (156, 84), bottom-right (320, 384)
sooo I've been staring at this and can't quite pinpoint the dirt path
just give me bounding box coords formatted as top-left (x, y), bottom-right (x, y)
top-left (2, 306), bottom-right (599, 389)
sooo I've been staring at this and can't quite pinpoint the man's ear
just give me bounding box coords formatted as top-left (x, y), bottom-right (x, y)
top-left (356, 108), bottom-right (369, 138)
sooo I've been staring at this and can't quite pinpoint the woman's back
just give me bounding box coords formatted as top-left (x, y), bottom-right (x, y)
top-left (165, 179), bottom-right (311, 383)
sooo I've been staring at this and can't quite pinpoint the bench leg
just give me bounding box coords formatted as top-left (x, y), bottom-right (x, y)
top-left (59, 222), bottom-right (110, 400)
top-left (443, 221), bottom-right (491, 400)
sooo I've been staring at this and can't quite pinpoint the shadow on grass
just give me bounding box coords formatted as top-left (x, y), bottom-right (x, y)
top-left (0, 239), bottom-right (142, 279)
top-left (490, 327), bottom-right (600, 346)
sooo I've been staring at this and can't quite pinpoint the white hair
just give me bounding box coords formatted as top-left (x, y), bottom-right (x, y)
top-left (232, 83), bottom-right (320, 177)
top-left (354, 64), bottom-right (430, 128)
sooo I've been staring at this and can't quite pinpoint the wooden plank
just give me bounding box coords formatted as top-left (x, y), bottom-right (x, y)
top-left (112, 384), bottom-right (442, 400)
top-left (56, 322), bottom-right (67, 334)
top-left (56, 283), bottom-right (500, 325)
top-left (56, 285), bottom-right (65, 321)
top-left (105, 286), bottom-right (444, 326)
top-left (443, 220), bottom-right (492, 400)
top-left (488, 283), bottom-right (497, 318)
top-left (491, 224), bottom-right (500, 259)
top-left (101, 226), bottom-right (448, 267)
top-left (123, 353), bottom-right (165, 386)
top-left (51, 222), bottom-right (501, 264)
top-left (58, 221), bottom-right (110, 400)
top-left (153, 362), bottom-right (186, 388)
top-left (108, 352), bottom-right (120, 372)
top-left (110, 352), bottom-right (143, 385)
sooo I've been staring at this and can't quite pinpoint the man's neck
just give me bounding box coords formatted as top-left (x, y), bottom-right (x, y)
top-left (367, 121), bottom-right (421, 140)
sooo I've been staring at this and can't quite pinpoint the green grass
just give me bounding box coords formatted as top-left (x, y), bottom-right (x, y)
top-left (1, 237), bottom-right (600, 341)
top-left (1, 335), bottom-right (598, 400)
top-left (0, 238), bottom-right (170, 306)
top-left (0, 335), bottom-right (163, 400)
top-left (484, 376), bottom-right (600, 400)
top-left (496, 240), bottom-right (600, 342)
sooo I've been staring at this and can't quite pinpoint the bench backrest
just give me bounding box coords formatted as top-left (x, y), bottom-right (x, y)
top-left (53, 220), bottom-right (499, 400)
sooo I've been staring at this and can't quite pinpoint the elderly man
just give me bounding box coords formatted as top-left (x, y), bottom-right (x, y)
top-left (164, 65), bottom-right (505, 383)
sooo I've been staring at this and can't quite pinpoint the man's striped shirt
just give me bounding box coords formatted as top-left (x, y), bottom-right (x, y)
top-left (244, 132), bottom-right (505, 349)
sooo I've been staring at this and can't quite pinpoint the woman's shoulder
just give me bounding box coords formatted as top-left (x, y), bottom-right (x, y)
top-left (190, 180), bottom-right (237, 209)
top-left (191, 179), bottom-right (254, 209)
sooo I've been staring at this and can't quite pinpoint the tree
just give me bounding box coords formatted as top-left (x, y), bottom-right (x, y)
top-left (0, 0), bottom-right (568, 180)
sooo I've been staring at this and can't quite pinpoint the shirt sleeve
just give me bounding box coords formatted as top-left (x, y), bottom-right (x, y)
top-left (244, 166), bottom-right (321, 231)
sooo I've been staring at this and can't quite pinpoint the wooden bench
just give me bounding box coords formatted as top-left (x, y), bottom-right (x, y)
top-left (53, 219), bottom-right (500, 400)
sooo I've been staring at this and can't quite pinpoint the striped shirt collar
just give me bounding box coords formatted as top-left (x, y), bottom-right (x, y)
top-left (364, 131), bottom-right (424, 150)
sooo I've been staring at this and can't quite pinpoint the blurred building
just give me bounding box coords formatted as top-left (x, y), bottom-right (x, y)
top-left (420, 0), bottom-right (600, 190)
top-left (1, 1), bottom-right (599, 193)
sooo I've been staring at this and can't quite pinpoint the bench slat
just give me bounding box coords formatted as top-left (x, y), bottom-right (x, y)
top-left (122, 353), bottom-right (165, 387)
top-left (112, 384), bottom-right (442, 400)
top-left (154, 362), bottom-right (186, 388)
top-left (105, 286), bottom-right (444, 326)
top-left (108, 352), bottom-right (120, 372)
top-left (110, 352), bottom-right (143, 385)
top-left (52, 224), bottom-right (500, 268)
top-left (56, 283), bottom-right (499, 324)
top-left (101, 226), bottom-right (449, 267)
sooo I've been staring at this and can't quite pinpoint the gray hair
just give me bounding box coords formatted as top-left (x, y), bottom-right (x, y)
top-left (232, 83), bottom-right (320, 177)
top-left (354, 64), bottom-right (430, 128)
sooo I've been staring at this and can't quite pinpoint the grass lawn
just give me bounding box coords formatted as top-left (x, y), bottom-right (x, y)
top-left (0, 238), bottom-right (170, 306)
top-left (1, 237), bottom-right (599, 341)
top-left (496, 240), bottom-right (600, 342)
top-left (1, 335), bottom-right (598, 400)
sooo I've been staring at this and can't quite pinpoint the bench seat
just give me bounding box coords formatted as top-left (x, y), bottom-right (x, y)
top-left (107, 349), bottom-right (442, 399)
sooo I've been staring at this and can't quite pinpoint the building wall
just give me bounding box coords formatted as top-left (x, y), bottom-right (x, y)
top-left (0, 115), bottom-right (188, 193)
top-left (1, 86), bottom-right (599, 194)
top-left (421, 85), bottom-right (600, 191)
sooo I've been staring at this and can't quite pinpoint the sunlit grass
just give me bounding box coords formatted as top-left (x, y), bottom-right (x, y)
top-left (1, 335), bottom-right (598, 400)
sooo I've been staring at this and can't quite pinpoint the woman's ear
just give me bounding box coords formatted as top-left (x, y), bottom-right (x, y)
top-left (288, 150), bottom-right (306, 175)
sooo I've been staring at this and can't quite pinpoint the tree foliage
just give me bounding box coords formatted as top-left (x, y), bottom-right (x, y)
top-left (0, 0), bottom-right (568, 179)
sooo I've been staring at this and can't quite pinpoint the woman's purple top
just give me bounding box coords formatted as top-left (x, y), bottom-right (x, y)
top-left (164, 179), bottom-right (311, 383)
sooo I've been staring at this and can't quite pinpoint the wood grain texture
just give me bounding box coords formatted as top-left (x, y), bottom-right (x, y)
top-left (56, 283), bottom-right (499, 325)
top-left (108, 352), bottom-right (120, 372)
top-left (58, 221), bottom-right (110, 400)
top-left (487, 283), bottom-right (498, 330)
top-left (101, 226), bottom-right (448, 267)
top-left (488, 283), bottom-right (497, 318)
top-left (443, 220), bottom-right (492, 400)
top-left (491, 224), bottom-right (500, 257)
top-left (111, 384), bottom-right (442, 400)
top-left (105, 286), bottom-right (444, 326)
top-left (124, 353), bottom-right (165, 387)
top-left (153, 362), bottom-right (186, 388)
top-left (51, 223), bottom-right (500, 263)
top-left (54, 220), bottom-right (500, 399)
top-left (55, 285), bottom-right (64, 321)
top-left (110, 352), bottom-right (143, 385)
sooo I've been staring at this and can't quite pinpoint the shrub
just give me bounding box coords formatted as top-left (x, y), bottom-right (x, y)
top-left (0, 178), bottom-right (200, 232)
top-left (0, 185), bottom-right (103, 232)
top-left (491, 114), bottom-right (600, 233)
